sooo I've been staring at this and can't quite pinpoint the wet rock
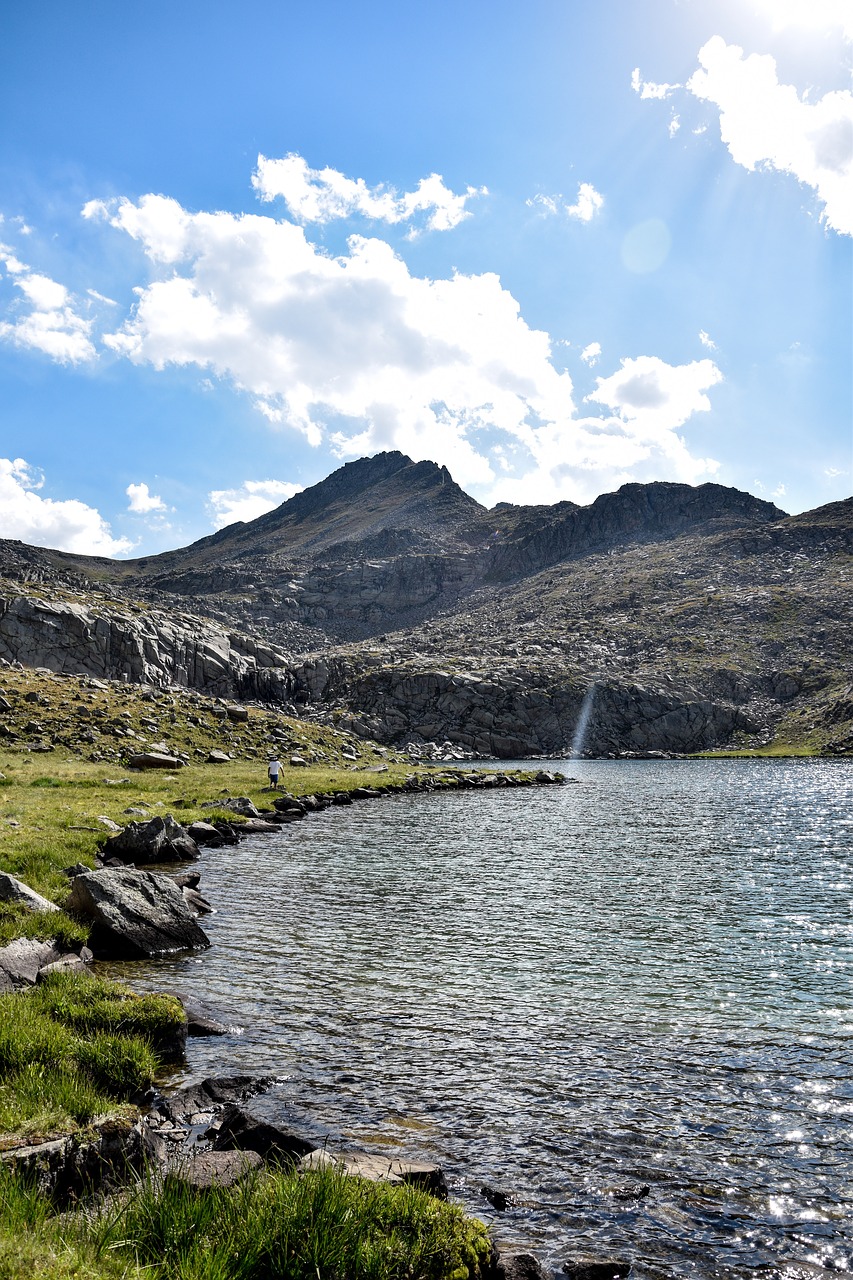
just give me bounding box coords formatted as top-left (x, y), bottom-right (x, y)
top-left (187, 820), bottom-right (226, 846)
top-left (102, 814), bottom-right (201, 864)
top-left (164, 1075), bottom-right (275, 1123)
top-left (490, 1251), bottom-right (547, 1280)
top-left (301, 1149), bottom-right (448, 1199)
top-left (182, 885), bottom-right (213, 915)
top-left (237, 817), bottom-right (281, 834)
top-left (212, 1105), bottom-right (316, 1165)
top-left (561, 1262), bottom-right (631, 1279)
top-left (68, 867), bottom-right (210, 959)
top-left (480, 1184), bottom-right (519, 1211)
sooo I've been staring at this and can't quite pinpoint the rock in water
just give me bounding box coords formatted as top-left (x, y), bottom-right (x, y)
top-left (102, 815), bottom-right (201, 864)
top-left (68, 868), bottom-right (211, 958)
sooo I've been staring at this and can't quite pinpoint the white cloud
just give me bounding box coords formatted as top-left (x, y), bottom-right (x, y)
top-left (565, 183), bottom-right (604, 222)
top-left (772, 482), bottom-right (787, 498)
top-left (587, 355), bottom-right (723, 431)
top-left (528, 184), bottom-right (604, 222)
top-left (0, 458), bottom-right (133, 555)
top-left (668, 114), bottom-right (681, 137)
top-left (208, 479), bottom-right (303, 528)
top-left (126, 482), bottom-right (167, 514)
top-left (824, 466), bottom-right (845, 477)
top-left (699, 330), bottom-right (717, 350)
top-left (687, 37), bottom-right (853, 235)
top-left (580, 342), bottom-right (602, 366)
top-left (251, 154), bottom-right (486, 232)
top-left (631, 67), bottom-right (681, 100)
top-left (0, 247), bottom-right (96, 363)
top-left (90, 176), bottom-right (721, 505)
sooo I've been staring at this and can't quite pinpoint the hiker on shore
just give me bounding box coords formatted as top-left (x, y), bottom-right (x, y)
top-left (268, 757), bottom-right (282, 788)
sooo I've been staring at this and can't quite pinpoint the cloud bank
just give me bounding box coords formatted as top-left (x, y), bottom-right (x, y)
top-left (0, 458), bottom-right (132, 555)
top-left (83, 182), bottom-right (720, 504)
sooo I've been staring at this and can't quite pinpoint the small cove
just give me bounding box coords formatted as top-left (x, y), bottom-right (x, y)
top-left (113, 758), bottom-right (853, 1278)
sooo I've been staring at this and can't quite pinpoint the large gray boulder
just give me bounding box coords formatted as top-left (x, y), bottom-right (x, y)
top-left (0, 872), bottom-right (59, 913)
top-left (68, 868), bottom-right (210, 958)
top-left (102, 815), bottom-right (201, 864)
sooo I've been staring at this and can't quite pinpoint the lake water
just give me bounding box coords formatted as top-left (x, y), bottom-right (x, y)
top-left (116, 759), bottom-right (853, 1278)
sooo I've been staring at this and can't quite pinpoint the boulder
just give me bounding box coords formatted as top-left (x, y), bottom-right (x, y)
top-left (167, 1149), bottom-right (263, 1190)
top-left (127, 752), bottom-right (185, 769)
top-left (0, 872), bottom-right (59, 913)
top-left (202, 797), bottom-right (261, 819)
top-left (187, 821), bottom-right (225, 846)
top-left (207, 749), bottom-right (230, 764)
top-left (301, 1149), bottom-right (447, 1199)
top-left (102, 815), bottom-right (201, 864)
top-left (173, 993), bottom-right (231, 1037)
top-left (0, 938), bottom-right (66, 991)
top-left (165, 1076), bottom-right (275, 1124)
top-left (212, 1105), bottom-right (316, 1165)
top-left (491, 1254), bottom-right (547, 1280)
top-left (68, 868), bottom-right (211, 958)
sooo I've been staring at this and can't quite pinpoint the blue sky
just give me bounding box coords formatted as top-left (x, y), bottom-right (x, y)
top-left (0, 0), bottom-right (850, 557)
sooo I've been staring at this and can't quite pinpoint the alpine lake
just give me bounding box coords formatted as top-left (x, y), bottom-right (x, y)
top-left (109, 757), bottom-right (852, 1279)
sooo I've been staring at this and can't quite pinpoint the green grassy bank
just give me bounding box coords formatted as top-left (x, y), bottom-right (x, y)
top-left (0, 1157), bottom-right (493, 1280)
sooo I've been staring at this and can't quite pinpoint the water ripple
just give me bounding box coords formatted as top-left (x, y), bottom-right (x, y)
top-left (116, 759), bottom-right (853, 1279)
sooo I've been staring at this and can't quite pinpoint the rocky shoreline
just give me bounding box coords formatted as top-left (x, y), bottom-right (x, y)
top-left (1, 765), bottom-right (593, 1280)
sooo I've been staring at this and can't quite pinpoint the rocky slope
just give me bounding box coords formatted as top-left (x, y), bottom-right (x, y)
top-left (0, 452), bottom-right (850, 758)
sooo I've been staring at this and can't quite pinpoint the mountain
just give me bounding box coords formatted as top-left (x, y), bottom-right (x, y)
top-left (0, 454), bottom-right (850, 759)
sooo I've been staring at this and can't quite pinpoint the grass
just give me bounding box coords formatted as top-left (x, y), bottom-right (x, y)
top-left (0, 663), bottom-right (435, 946)
top-left (0, 1160), bottom-right (492, 1280)
top-left (0, 973), bottom-right (182, 1147)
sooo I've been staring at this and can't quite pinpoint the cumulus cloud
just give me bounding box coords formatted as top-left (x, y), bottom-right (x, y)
top-left (527, 183), bottom-right (604, 222)
top-left (208, 479), bottom-right (303, 528)
top-left (88, 177), bottom-right (721, 505)
top-left (587, 355), bottom-right (723, 430)
top-left (126, 482), bottom-right (167, 513)
top-left (0, 458), bottom-right (133, 555)
top-left (631, 67), bottom-right (681, 100)
top-left (0, 247), bottom-right (96, 363)
top-left (580, 342), bottom-right (602, 366)
top-left (688, 37), bottom-right (852, 235)
top-left (251, 154), bottom-right (486, 232)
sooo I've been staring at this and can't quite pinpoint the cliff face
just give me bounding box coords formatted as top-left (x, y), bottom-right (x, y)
top-left (0, 455), bottom-right (850, 758)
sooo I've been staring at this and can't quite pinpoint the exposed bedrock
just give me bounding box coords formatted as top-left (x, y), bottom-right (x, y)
top-left (288, 659), bottom-right (756, 757)
top-left (0, 595), bottom-right (292, 697)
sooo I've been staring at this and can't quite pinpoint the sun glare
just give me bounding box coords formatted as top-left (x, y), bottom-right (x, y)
top-left (752, 0), bottom-right (853, 39)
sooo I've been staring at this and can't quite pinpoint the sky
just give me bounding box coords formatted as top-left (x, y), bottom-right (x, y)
top-left (0, 0), bottom-right (850, 558)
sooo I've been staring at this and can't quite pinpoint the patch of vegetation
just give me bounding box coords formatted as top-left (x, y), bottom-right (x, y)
top-left (0, 973), bottom-right (180, 1147)
top-left (0, 1161), bottom-right (493, 1280)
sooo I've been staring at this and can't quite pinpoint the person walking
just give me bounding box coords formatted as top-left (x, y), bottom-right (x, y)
top-left (268, 757), bottom-right (282, 788)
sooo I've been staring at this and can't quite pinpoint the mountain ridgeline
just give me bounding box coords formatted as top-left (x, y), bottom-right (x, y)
top-left (1, 452), bottom-right (851, 759)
